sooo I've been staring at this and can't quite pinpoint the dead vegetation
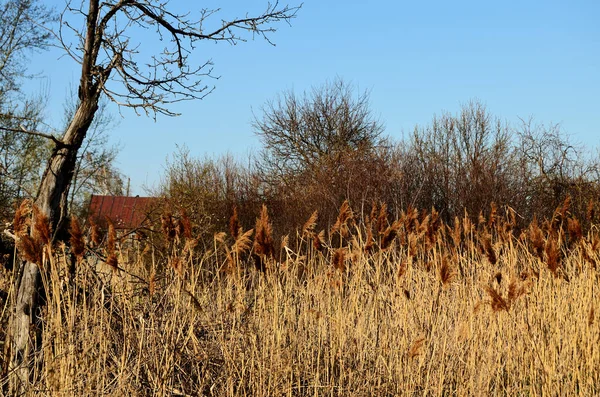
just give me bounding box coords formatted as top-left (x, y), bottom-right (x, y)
top-left (1, 197), bottom-right (599, 395)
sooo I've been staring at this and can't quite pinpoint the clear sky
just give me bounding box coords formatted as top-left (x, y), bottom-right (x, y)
top-left (24, 0), bottom-right (600, 195)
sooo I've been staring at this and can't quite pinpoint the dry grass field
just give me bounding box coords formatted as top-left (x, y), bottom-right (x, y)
top-left (1, 199), bottom-right (599, 396)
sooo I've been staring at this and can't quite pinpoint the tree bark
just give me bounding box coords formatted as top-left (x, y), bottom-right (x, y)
top-left (10, 97), bottom-right (99, 392)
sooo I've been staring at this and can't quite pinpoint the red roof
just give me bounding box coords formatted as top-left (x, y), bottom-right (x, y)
top-left (88, 195), bottom-right (159, 229)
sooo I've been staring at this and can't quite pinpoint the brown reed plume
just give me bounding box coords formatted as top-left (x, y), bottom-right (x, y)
top-left (380, 220), bottom-right (401, 251)
top-left (331, 200), bottom-right (354, 238)
top-left (330, 200), bottom-right (354, 237)
top-left (481, 234), bottom-right (497, 265)
top-left (559, 195), bottom-right (571, 220)
top-left (89, 217), bottom-right (102, 247)
top-left (438, 255), bottom-right (456, 287)
top-left (582, 236), bottom-right (599, 269)
top-left (32, 205), bottom-right (51, 246)
top-left (13, 199), bottom-right (31, 237)
top-left (70, 217), bottom-right (85, 262)
top-left (404, 206), bottom-right (419, 233)
top-left (462, 211), bottom-right (473, 239)
top-left (313, 230), bottom-right (325, 252)
top-left (451, 216), bottom-right (462, 249)
top-left (484, 285), bottom-right (509, 312)
top-left (507, 278), bottom-right (527, 304)
top-left (332, 247), bottom-right (346, 272)
top-left (408, 337), bottom-right (425, 359)
top-left (544, 235), bottom-right (561, 278)
top-left (587, 199), bottom-right (596, 222)
top-left (232, 228), bottom-right (254, 257)
top-left (488, 202), bottom-right (498, 230)
top-left (229, 206), bottom-right (240, 240)
top-left (18, 234), bottom-right (42, 266)
top-left (376, 202), bottom-right (388, 234)
top-left (253, 204), bottom-right (274, 271)
top-left (177, 210), bottom-right (192, 240)
top-left (528, 217), bottom-right (545, 259)
top-left (107, 218), bottom-right (118, 270)
top-left (567, 217), bottom-right (582, 247)
top-left (302, 210), bottom-right (318, 237)
top-left (426, 207), bottom-right (441, 244)
top-left (161, 212), bottom-right (176, 241)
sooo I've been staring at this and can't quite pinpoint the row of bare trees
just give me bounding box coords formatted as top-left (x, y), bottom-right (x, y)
top-left (160, 80), bottom-right (599, 239)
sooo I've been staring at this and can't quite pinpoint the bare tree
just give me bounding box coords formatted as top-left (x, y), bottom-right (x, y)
top-left (0, 0), bottom-right (54, 96)
top-left (10, 0), bottom-right (300, 391)
top-left (253, 78), bottom-right (390, 225)
top-left (254, 78), bottom-right (384, 180)
top-left (411, 100), bottom-right (519, 221)
top-left (0, 0), bottom-right (55, 222)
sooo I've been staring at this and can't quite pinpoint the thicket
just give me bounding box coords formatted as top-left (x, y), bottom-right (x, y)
top-left (160, 81), bottom-right (599, 241)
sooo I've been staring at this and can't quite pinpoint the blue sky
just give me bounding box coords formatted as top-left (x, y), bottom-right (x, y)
top-left (24, 0), bottom-right (600, 194)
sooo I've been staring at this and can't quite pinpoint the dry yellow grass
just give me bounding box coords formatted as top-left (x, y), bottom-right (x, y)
top-left (1, 201), bottom-right (599, 396)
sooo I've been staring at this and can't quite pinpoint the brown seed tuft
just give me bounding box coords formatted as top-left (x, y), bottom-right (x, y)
top-left (33, 206), bottom-right (52, 246)
top-left (233, 228), bottom-right (254, 256)
top-left (439, 255), bottom-right (456, 287)
top-left (481, 234), bottom-right (497, 265)
top-left (177, 210), bottom-right (192, 240)
top-left (18, 235), bottom-right (42, 266)
top-left (89, 217), bottom-right (102, 247)
top-left (107, 218), bottom-right (116, 256)
top-left (488, 202), bottom-right (497, 229)
top-left (586, 199), bottom-right (596, 222)
top-left (107, 254), bottom-right (118, 271)
top-left (229, 207), bottom-right (240, 240)
top-left (380, 220), bottom-right (401, 250)
top-left (302, 210), bottom-right (318, 237)
top-left (376, 202), bottom-right (388, 234)
top-left (560, 195), bottom-right (571, 219)
top-left (507, 278), bottom-right (527, 305)
top-left (451, 216), bottom-right (462, 249)
top-left (567, 217), bottom-right (582, 246)
top-left (13, 199), bottom-right (31, 237)
top-left (70, 217), bottom-right (85, 261)
top-left (332, 248), bottom-right (346, 272)
top-left (331, 200), bottom-right (354, 238)
top-left (161, 212), bottom-right (176, 241)
top-left (148, 271), bottom-right (156, 296)
top-left (408, 337), bottom-right (425, 359)
top-left (313, 230), bottom-right (325, 252)
top-left (254, 205), bottom-right (274, 257)
top-left (485, 286), bottom-right (509, 312)
top-left (544, 236), bottom-right (561, 278)
top-left (529, 217), bottom-right (545, 259)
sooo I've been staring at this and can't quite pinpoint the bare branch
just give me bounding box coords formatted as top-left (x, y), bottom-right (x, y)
top-left (0, 124), bottom-right (64, 146)
top-left (57, 0), bottom-right (301, 116)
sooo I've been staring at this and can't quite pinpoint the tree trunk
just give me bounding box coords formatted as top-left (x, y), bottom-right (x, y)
top-left (10, 97), bottom-right (98, 392)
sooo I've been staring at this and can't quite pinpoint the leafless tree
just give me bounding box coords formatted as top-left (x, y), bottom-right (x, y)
top-left (0, 0), bottom-right (55, 222)
top-left (253, 78), bottom-right (392, 226)
top-left (411, 100), bottom-right (519, 221)
top-left (10, 0), bottom-right (300, 391)
top-left (254, 78), bottom-right (384, 181)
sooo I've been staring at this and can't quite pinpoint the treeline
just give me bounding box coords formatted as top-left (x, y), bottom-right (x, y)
top-left (158, 79), bottom-right (600, 243)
